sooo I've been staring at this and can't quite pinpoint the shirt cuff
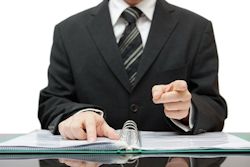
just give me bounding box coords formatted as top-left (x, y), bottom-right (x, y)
top-left (76, 108), bottom-right (104, 117)
top-left (170, 104), bottom-right (194, 132)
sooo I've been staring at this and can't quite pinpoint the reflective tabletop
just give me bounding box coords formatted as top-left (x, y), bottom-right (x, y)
top-left (1, 134), bottom-right (250, 166)
top-left (0, 154), bottom-right (250, 167)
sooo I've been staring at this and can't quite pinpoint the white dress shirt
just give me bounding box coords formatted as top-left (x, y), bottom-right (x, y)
top-left (78, 0), bottom-right (194, 132)
top-left (109, 0), bottom-right (156, 47)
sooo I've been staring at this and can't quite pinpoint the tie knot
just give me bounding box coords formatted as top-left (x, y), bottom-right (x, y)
top-left (121, 7), bottom-right (142, 24)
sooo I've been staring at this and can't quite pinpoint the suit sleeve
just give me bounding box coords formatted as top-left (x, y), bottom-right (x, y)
top-left (188, 21), bottom-right (227, 134)
top-left (38, 25), bottom-right (102, 134)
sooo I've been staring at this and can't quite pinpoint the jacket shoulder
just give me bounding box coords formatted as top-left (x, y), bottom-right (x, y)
top-left (163, 2), bottom-right (213, 33)
top-left (55, 4), bottom-right (100, 29)
top-left (168, 3), bottom-right (211, 25)
top-left (177, 6), bottom-right (209, 19)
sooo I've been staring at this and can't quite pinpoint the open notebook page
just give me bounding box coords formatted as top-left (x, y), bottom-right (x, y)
top-left (138, 131), bottom-right (250, 150)
top-left (1, 130), bottom-right (250, 151)
top-left (0, 130), bottom-right (127, 149)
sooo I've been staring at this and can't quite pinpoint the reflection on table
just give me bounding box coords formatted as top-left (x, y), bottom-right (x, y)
top-left (40, 155), bottom-right (226, 167)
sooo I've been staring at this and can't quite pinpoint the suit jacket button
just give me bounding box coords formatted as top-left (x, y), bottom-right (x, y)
top-left (130, 104), bottom-right (139, 113)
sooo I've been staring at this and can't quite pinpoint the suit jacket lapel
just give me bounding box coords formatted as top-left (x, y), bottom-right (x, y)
top-left (87, 0), bottom-right (132, 92)
top-left (134, 0), bottom-right (179, 87)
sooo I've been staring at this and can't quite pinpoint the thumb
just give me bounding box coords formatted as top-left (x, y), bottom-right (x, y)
top-left (170, 80), bottom-right (188, 92)
top-left (164, 84), bottom-right (172, 92)
top-left (102, 123), bottom-right (120, 140)
top-left (152, 85), bottom-right (167, 100)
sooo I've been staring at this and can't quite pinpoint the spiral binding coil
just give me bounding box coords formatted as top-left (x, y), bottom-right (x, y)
top-left (120, 120), bottom-right (141, 150)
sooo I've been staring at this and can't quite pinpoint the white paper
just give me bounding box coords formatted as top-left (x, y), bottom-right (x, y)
top-left (139, 131), bottom-right (250, 150)
top-left (0, 130), bottom-right (250, 151)
top-left (0, 130), bottom-right (124, 149)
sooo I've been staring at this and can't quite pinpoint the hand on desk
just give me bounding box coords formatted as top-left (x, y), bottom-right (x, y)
top-left (152, 80), bottom-right (192, 122)
top-left (58, 111), bottom-right (119, 141)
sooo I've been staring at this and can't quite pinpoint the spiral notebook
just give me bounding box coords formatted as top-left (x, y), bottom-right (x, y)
top-left (1, 120), bottom-right (250, 154)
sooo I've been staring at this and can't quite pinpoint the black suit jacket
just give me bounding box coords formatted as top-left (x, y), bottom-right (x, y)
top-left (38, 0), bottom-right (227, 134)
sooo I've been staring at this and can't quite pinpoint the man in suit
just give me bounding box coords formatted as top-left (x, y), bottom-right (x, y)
top-left (38, 0), bottom-right (227, 141)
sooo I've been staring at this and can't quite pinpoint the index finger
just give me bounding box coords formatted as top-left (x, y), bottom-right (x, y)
top-left (102, 123), bottom-right (120, 140)
top-left (85, 118), bottom-right (97, 142)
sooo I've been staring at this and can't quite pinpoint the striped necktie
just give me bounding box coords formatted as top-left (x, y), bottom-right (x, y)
top-left (118, 7), bottom-right (143, 87)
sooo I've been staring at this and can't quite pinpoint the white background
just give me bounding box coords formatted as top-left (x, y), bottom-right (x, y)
top-left (0, 0), bottom-right (249, 133)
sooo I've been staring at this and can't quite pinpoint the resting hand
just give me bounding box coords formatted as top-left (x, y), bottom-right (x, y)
top-left (58, 111), bottom-right (119, 141)
top-left (152, 80), bottom-right (192, 121)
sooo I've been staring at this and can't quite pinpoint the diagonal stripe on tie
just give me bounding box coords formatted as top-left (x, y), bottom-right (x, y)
top-left (125, 44), bottom-right (143, 69)
top-left (118, 7), bottom-right (143, 87)
top-left (119, 27), bottom-right (138, 52)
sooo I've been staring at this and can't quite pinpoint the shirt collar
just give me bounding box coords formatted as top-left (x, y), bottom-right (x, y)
top-left (109, 0), bottom-right (157, 26)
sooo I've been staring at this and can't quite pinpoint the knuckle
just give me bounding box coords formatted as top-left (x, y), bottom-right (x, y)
top-left (58, 122), bottom-right (64, 130)
top-left (179, 112), bottom-right (185, 118)
top-left (187, 92), bottom-right (192, 99)
top-left (182, 92), bottom-right (191, 101)
top-left (161, 93), bottom-right (168, 101)
top-left (164, 103), bottom-right (171, 110)
top-left (80, 111), bottom-right (92, 118)
top-left (164, 109), bottom-right (172, 117)
top-left (174, 112), bottom-right (183, 120)
top-left (164, 108), bottom-right (169, 114)
top-left (180, 109), bottom-right (188, 115)
top-left (181, 111), bottom-right (189, 119)
top-left (152, 85), bottom-right (158, 91)
top-left (181, 80), bottom-right (187, 86)
top-left (63, 123), bottom-right (71, 131)
top-left (185, 101), bottom-right (191, 108)
top-left (167, 113), bottom-right (176, 119)
top-left (180, 102), bottom-right (188, 110)
top-left (71, 124), bottom-right (82, 131)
